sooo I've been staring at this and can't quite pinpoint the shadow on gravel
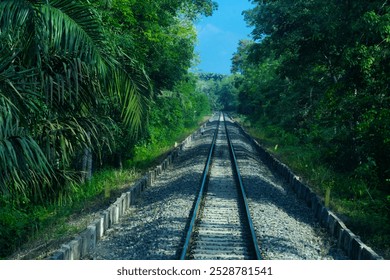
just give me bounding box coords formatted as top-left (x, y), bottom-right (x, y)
top-left (105, 216), bottom-right (190, 259)
top-left (112, 123), bottom-right (220, 259)
top-left (224, 122), bottom-right (317, 227)
top-left (259, 234), bottom-right (329, 260)
top-left (241, 173), bottom-right (315, 226)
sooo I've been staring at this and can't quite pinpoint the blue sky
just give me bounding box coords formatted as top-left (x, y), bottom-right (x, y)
top-left (194, 0), bottom-right (255, 74)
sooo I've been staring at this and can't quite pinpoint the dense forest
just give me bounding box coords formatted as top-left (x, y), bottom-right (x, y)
top-left (229, 0), bottom-right (390, 258)
top-left (0, 0), bottom-right (216, 258)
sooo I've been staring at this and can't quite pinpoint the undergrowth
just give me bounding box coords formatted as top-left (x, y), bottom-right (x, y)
top-left (0, 168), bottom-right (139, 259)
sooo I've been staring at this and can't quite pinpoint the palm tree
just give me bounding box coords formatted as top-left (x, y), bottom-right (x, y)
top-left (0, 0), bottom-right (148, 201)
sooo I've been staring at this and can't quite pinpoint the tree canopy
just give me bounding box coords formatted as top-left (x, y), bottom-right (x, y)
top-left (0, 0), bottom-right (216, 202)
top-left (232, 0), bottom-right (390, 257)
top-left (235, 0), bottom-right (390, 185)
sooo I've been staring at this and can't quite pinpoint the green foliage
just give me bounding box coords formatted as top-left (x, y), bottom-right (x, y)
top-left (130, 74), bottom-right (211, 167)
top-left (0, 200), bottom-right (30, 257)
top-left (237, 0), bottom-right (390, 188)
top-left (1, 0), bottom-right (215, 257)
top-left (0, 0), bottom-right (215, 198)
top-left (0, 167), bottom-right (138, 259)
top-left (237, 0), bottom-right (390, 258)
top-left (0, 99), bottom-right (53, 200)
top-left (197, 73), bottom-right (239, 112)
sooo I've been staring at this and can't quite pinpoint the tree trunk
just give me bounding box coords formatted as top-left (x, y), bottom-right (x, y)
top-left (81, 132), bottom-right (93, 183)
top-left (81, 146), bottom-right (93, 183)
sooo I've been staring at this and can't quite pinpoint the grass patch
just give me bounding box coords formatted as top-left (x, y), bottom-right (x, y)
top-left (128, 115), bottom-right (210, 169)
top-left (1, 168), bottom-right (140, 259)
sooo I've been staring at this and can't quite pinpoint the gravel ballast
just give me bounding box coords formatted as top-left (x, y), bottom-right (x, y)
top-left (84, 116), bottom-right (220, 259)
top-left (85, 114), bottom-right (347, 260)
top-left (225, 118), bottom-right (346, 259)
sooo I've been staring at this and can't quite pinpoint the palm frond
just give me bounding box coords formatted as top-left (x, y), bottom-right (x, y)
top-left (0, 0), bottom-right (153, 199)
top-left (0, 98), bottom-right (53, 200)
top-left (40, 1), bottom-right (107, 71)
top-left (109, 69), bottom-right (149, 136)
top-left (0, 0), bottom-right (32, 34)
top-left (38, 113), bottom-right (114, 164)
top-left (112, 50), bottom-right (153, 135)
top-left (0, 46), bottom-right (42, 125)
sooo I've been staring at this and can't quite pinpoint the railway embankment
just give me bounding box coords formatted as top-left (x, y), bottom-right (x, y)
top-left (47, 114), bottom-right (382, 260)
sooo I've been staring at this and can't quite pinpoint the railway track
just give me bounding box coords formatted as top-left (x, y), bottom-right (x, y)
top-left (75, 111), bottom-right (348, 260)
top-left (180, 112), bottom-right (261, 260)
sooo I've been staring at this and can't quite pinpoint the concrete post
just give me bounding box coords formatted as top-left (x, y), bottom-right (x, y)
top-left (69, 237), bottom-right (82, 260)
top-left (102, 211), bottom-right (109, 232)
top-left (94, 218), bottom-right (104, 240)
top-left (61, 244), bottom-right (71, 260)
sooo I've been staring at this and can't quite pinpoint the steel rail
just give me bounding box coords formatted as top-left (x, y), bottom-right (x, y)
top-left (179, 113), bottom-right (220, 260)
top-left (222, 112), bottom-right (262, 260)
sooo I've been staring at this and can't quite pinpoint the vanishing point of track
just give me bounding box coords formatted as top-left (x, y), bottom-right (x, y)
top-left (180, 112), bottom-right (262, 260)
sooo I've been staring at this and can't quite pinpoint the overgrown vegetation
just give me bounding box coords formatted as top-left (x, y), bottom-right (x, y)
top-left (0, 168), bottom-right (139, 258)
top-left (0, 0), bottom-right (215, 258)
top-left (230, 0), bottom-right (390, 259)
top-left (130, 76), bottom-right (211, 168)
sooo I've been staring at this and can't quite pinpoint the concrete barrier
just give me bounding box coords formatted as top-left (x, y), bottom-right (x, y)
top-left (48, 249), bottom-right (64, 260)
top-left (82, 225), bottom-right (96, 254)
top-left (94, 218), bottom-right (104, 241)
top-left (102, 210), bottom-right (109, 232)
top-left (69, 237), bottom-right (82, 260)
top-left (60, 244), bottom-right (70, 260)
top-left (233, 120), bottom-right (383, 260)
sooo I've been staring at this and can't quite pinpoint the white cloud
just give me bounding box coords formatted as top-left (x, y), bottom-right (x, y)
top-left (197, 23), bottom-right (222, 36)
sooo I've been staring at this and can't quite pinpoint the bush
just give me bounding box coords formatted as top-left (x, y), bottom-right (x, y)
top-left (0, 203), bottom-right (30, 258)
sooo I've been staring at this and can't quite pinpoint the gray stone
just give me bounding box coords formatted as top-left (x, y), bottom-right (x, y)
top-left (112, 204), bottom-right (119, 224)
top-left (320, 207), bottom-right (330, 227)
top-left (311, 196), bottom-right (322, 221)
top-left (120, 193), bottom-right (127, 214)
top-left (61, 244), bottom-right (71, 260)
top-left (305, 190), bottom-right (314, 208)
top-left (95, 218), bottom-right (104, 240)
top-left (327, 211), bottom-right (338, 236)
top-left (80, 226), bottom-right (97, 257)
top-left (126, 191), bottom-right (132, 208)
top-left (360, 245), bottom-right (383, 260)
top-left (102, 211), bottom-right (109, 232)
top-left (147, 172), bottom-right (153, 187)
top-left (69, 237), bottom-right (82, 260)
top-left (108, 206), bottom-right (114, 227)
top-left (350, 237), bottom-right (363, 260)
top-left (48, 250), bottom-right (64, 260)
